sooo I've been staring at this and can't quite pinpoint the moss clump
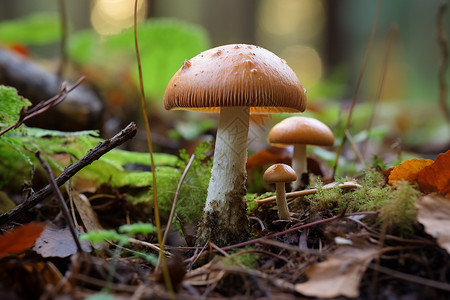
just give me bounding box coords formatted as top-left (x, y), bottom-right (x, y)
top-left (379, 180), bottom-right (420, 235)
top-left (159, 142), bottom-right (212, 226)
top-left (306, 169), bottom-right (420, 234)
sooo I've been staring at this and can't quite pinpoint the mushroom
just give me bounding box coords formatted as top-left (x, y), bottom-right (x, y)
top-left (267, 116), bottom-right (334, 191)
top-left (263, 163), bottom-right (297, 220)
top-left (164, 44), bottom-right (306, 246)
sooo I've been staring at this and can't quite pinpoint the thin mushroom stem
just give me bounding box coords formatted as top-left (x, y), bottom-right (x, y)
top-left (291, 144), bottom-right (307, 190)
top-left (275, 182), bottom-right (290, 220)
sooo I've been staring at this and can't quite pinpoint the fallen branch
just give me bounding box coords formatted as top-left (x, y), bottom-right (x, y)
top-left (36, 151), bottom-right (83, 253)
top-left (0, 122), bottom-right (138, 226)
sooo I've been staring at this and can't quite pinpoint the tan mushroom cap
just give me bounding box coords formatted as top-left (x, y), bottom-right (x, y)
top-left (263, 163), bottom-right (297, 183)
top-left (164, 44), bottom-right (307, 113)
top-left (268, 116), bottom-right (335, 146)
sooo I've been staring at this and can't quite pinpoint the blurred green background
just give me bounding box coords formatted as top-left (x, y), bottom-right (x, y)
top-left (0, 0), bottom-right (449, 174)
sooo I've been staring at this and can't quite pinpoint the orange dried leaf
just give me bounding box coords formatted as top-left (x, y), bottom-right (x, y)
top-left (388, 158), bottom-right (434, 185)
top-left (417, 150), bottom-right (450, 196)
top-left (0, 222), bottom-right (45, 258)
top-left (246, 146), bottom-right (292, 171)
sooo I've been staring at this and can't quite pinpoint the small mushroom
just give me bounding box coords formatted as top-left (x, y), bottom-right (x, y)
top-left (263, 163), bottom-right (297, 220)
top-left (164, 44), bottom-right (307, 246)
top-left (268, 116), bottom-right (334, 191)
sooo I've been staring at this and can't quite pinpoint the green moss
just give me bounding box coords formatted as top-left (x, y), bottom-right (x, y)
top-left (306, 169), bottom-right (421, 235)
top-left (379, 180), bottom-right (420, 235)
top-left (156, 142), bottom-right (212, 226)
top-left (309, 169), bottom-right (391, 215)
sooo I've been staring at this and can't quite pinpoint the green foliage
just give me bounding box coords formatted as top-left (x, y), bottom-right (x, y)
top-left (168, 118), bottom-right (216, 140)
top-left (306, 169), bottom-right (420, 233)
top-left (379, 180), bottom-right (420, 235)
top-left (245, 192), bottom-right (275, 213)
top-left (85, 292), bottom-right (117, 300)
top-left (0, 86), bottom-right (31, 129)
top-left (80, 222), bottom-right (158, 268)
top-left (81, 222), bottom-right (157, 245)
top-left (0, 13), bottom-right (61, 45)
top-left (118, 222), bottom-right (156, 236)
top-left (80, 229), bottom-right (129, 245)
top-left (68, 18), bottom-right (210, 99)
top-left (160, 142), bottom-right (212, 226)
top-left (309, 170), bottom-right (392, 215)
top-left (0, 111), bottom-right (179, 198)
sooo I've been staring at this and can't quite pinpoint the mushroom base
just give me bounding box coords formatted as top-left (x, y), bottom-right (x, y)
top-left (196, 106), bottom-right (250, 246)
top-left (196, 185), bottom-right (249, 246)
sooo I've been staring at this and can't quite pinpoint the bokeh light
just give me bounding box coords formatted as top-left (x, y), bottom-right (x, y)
top-left (282, 45), bottom-right (323, 89)
top-left (257, 0), bottom-right (325, 45)
top-left (90, 0), bottom-right (147, 35)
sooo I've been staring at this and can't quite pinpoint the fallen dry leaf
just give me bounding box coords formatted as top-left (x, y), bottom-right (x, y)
top-left (388, 158), bottom-right (434, 185)
top-left (71, 191), bottom-right (103, 232)
top-left (33, 224), bottom-right (91, 258)
top-left (417, 150), bottom-right (450, 196)
top-left (0, 222), bottom-right (45, 258)
top-left (295, 246), bottom-right (378, 298)
top-left (415, 194), bottom-right (450, 253)
top-left (183, 258), bottom-right (226, 286)
top-left (246, 146), bottom-right (292, 171)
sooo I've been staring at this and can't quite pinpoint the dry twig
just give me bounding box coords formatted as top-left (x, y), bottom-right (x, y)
top-left (0, 122), bottom-right (138, 226)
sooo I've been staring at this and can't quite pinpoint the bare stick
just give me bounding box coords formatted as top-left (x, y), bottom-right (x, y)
top-left (36, 151), bottom-right (83, 253)
top-left (0, 122), bottom-right (137, 226)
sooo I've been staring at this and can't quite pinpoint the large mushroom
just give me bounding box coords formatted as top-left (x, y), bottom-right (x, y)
top-left (268, 116), bottom-right (334, 191)
top-left (164, 44), bottom-right (306, 246)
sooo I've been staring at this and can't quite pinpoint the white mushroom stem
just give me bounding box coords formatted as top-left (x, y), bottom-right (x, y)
top-left (198, 106), bottom-right (250, 245)
top-left (275, 182), bottom-right (290, 220)
top-left (291, 144), bottom-right (307, 190)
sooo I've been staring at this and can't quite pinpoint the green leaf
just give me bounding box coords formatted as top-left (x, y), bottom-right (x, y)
top-left (68, 18), bottom-right (210, 99)
top-left (0, 85), bottom-right (31, 130)
top-left (0, 13), bottom-right (61, 45)
top-left (119, 222), bottom-right (156, 236)
top-left (80, 230), bottom-right (129, 245)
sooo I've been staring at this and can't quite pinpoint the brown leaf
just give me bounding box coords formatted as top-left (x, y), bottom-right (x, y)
top-left (295, 246), bottom-right (378, 298)
top-left (415, 194), bottom-right (450, 253)
top-left (388, 158), bottom-right (434, 185)
top-left (0, 222), bottom-right (45, 258)
top-left (417, 150), bottom-right (450, 196)
top-left (246, 146), bottom-right (292, 171)
top-left (33, 224), bottom-right (91, 258)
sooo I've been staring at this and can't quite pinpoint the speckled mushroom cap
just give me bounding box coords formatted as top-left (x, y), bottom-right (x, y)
top-left (263, 163), bottom-right (297, 183)
top-left (163, 44), bottom-right (307, 113)
top-left (268, 116), bottom-right (335, 146)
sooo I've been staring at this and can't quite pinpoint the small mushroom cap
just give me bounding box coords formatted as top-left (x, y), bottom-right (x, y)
top-left (263, 163), bottom-right (297, 183)
top-left (268, 116), bottom-right (334, 146)
top-left (164, 44), bottom-right (306, 113)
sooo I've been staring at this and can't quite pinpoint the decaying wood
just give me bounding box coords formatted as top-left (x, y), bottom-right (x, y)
top-left (0, 77), bottom-right (85, 137)
top-left (0, 48), bottom-right (103, 130)
top-left (0, 122), bottom-right (138, 226)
